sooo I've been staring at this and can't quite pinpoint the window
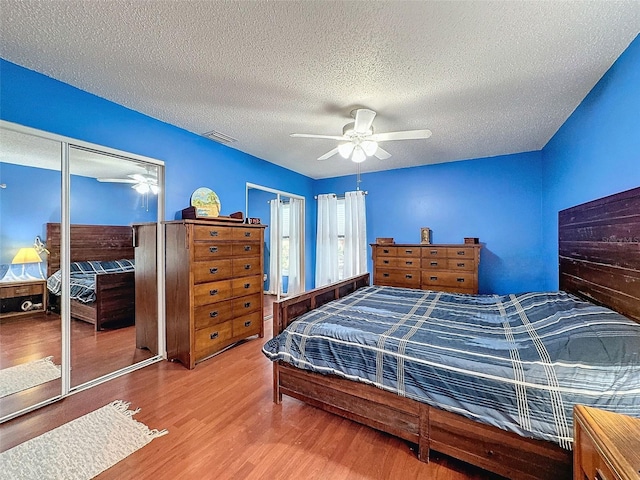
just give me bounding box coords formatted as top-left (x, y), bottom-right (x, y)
top-left (337, 198), bottom-right (345, 279)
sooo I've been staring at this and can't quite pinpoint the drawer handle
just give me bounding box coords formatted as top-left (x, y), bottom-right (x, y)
top-left (244, 264), bottom-right (251, 270)
top-left (209, 268), bottom-right (218, 274)
top-left (383, 260), bottom-right (389, 264)
top-left (383, 273), bottom-right (390, 277)
top-left (244, 302), bottom-right (251, 308)
top-left (209, 231), bottom-right (219, 237)
top-left (595, 468), bottom-right (609, 480)
top-left (405, 249), bottom-right (413, 254)
top-left (383, 249), bottom-right (390, 254)
top-left (244, 283), bottom-right (250, 289)
top-left (430, 262), bottom-right (438, 266)
top-left (210, 332), bottom-right (219, 340)
top-left (209, 246), bottom-right (218, 253)
top-left (406, 261), bottom-right (413, 265)
top-left (457, 263), bottom-right (465, 267)
top-left (430, 276), bottom-right (438, 281)
top-left (209, 311), bottom-right (218, 318)
top-left (405, 274), bottom-right (412, 279)
top-left (244, 321), bottom-right (252, 327)
top-left (244, 245), bottom-right (252, 251)
top-left (457, 277), bottom-right (465, 283)
top-left (244, 232), bottom-right (251, 237)
top-left (457, 251), bottom-right (465, 255)
top-left (209, 289), bottom-right (219, 296)
top-left (430, 250), bottom-right (438, 255)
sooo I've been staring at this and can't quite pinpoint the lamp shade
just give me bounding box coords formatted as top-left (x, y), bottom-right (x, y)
top-left (11, 247), bottom-right (43, 264)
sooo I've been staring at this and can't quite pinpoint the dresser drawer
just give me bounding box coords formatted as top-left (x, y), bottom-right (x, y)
top-left (375, 270), bottom-right (420, 288)
top-left (232, 227), bottom-right (262, 241)
top-left (422, 258), bottom-right (448, 270)
top-left (233, 311), bottom-right (262, 338)
top-left (447, 258), bottom-right (476, 271)
top-left (447, 247), bottom-right (475, 259)
top-left (422, 271), bottom-right (475, 289)
top-left (232, 243), bottom-right (260, 257)
top-left (232, 257), bottom-right (261, 277)
top-left (376, 246), bottom-right (398, 257)
top-left (396, 246), bottom-right (421, 258)
top-left (192, 280), bottom-right (233, 306)
top-left (193, 243), bottom-right (233, 261)
top-left (232, 293), bottom-right (261, 316)
top-left (195, 321), bottom-right (233, 359)
top-left (193, 225), bottom-right (233, 241)
top-left (194, 300), bottom-right (234, 329)
top-left (376, 257), bottom-right (420, 269)
top-left (231, 275), bottom-right (262, 297)
top-left (422, 247), bottom-right (448, 258)
top-left (193, 259), bottom-right (233, 283)
top-left (0, 282), bottom-right (44, 298)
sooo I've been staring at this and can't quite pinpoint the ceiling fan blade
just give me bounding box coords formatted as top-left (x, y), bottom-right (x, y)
top-left (96, 178), bottom-right (137, 183)
top-left (290, 133), bottom-right (346, 140)
top-left (369, 129), bottom-right (432, 142)
top-left (317, 147), bottom-right (340, 161)
top-left (373, 147), bottom-right (391, 160)
top-left (354, 109), bottom-right (376, 134)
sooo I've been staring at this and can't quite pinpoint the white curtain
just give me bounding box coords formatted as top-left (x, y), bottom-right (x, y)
top-left (287, 198), bottom-right (303, 295)
top-left (268, 199), bottom-right (279, 295)
top-left (315, 193), bottom-right (339, 287)
top-left (343, 190), bottom-right (368, 278)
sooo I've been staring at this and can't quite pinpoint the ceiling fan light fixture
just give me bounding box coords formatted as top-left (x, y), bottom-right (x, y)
top-left (338, 142), bottom-right (355, 159)
top-left (351, 146), bottom-right (366, 163)
top-left (150, 184), bottom-right (159, 195)
top-left (361, 140), bottom-right (378, 156)
top-left (133, 182), bottom-right (150, 194)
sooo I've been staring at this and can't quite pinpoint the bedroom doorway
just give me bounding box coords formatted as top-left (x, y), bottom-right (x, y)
top-left (245, 183), bottom-right (305, 305)
top-left (0, 120), bottom-right (165, 422)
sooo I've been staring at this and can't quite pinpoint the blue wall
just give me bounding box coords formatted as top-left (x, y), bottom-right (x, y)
top-left (540, 34), bottom-right (640, 289)
top-left (0, 58), bottom-right (316, 289)
top-left (2, 32), bottom-right (638, 293)
top-left (315, 151), bottom-right (544, 294)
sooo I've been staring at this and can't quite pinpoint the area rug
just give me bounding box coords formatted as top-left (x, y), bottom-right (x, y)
top-left (0, 400), bottom-right (168, 479)
top-left (0, 356), bottom-right (61, 398)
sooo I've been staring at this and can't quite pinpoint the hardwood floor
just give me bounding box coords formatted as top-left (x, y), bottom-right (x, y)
top-left (0, 314), bottom-right (503, 480)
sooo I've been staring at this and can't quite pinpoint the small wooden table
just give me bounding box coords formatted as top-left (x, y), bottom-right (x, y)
top-left (573, 405), bottom-right (640, 480)
top-left (0, 279), bottom-right (47, 318)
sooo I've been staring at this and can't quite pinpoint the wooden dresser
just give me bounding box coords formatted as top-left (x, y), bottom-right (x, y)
top-left (370, 243), bottom-right (481, 294)
top-left (165, 220), bottom-right (266, 369)
top-left (573, 405), bottom-right (640, 480)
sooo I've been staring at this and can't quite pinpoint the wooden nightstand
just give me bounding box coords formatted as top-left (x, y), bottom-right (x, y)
top-left (573, 405), bottom-right (640, 480)
top-left (0, 279), bottom-right (48, 318)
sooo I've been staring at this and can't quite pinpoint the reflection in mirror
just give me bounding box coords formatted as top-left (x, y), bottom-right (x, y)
top-left (246, 185), bottom-right (305, 306)
top-left (0, 128), bottom-right (62, 419)
top-left (67, 147), bottom-right (159, 388)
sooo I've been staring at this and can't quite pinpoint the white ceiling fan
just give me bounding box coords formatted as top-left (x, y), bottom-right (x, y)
top-left (97, 171), bottom-right (159, 194)
top-left (291, 108), bottom-right (432, 162)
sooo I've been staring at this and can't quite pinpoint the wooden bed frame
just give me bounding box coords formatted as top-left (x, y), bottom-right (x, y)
top-left (46, 223), bottom-right (135, 331)
top-left (272, 186), bottom-right (640, 480)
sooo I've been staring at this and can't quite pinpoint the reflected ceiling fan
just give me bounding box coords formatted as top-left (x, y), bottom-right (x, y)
top-left (97, 170), bottom-right (159, 194)
top-left (291, 108), bottom-right (432, 162)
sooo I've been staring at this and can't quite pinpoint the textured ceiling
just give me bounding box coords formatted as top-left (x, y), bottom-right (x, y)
top-left (1, 1), bottom-right (639, 179)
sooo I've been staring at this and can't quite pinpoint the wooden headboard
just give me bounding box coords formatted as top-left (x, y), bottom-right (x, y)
top-left (46, 223), bottom-right (134, 278)
top-left (559, 186), bottom-right (640, 323)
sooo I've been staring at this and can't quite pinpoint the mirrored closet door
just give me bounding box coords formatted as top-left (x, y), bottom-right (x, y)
top-left (0, 121), bottom-right (165, 422)
top-left (246, 183), bottom-right (305, 303)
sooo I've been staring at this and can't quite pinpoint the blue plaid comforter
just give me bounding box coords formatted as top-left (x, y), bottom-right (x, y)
top-left (263, 285), bottom-right (640, 449)
top-left (47, 259), bottom-right (135, 303)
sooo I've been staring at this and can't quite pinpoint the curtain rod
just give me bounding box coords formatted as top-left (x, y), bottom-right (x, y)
top-left (314, 191), bottom-right (368, 200)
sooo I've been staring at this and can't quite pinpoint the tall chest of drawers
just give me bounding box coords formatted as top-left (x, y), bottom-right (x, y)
top-left (165, 220), bottom-right (266, 369)
top-left (371, 243), bottom-right (481, 294)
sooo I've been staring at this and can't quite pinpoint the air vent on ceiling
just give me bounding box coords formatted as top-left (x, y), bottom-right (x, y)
top-left (202, 129), bottom-right (237, 144)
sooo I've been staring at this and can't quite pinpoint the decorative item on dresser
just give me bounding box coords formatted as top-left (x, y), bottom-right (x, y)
top-left (573, 405), bottom-right (640, 480)
top-left (370, 242), bottom-right (481, 293)
top-left (164, 220), bottom-right (267, 369)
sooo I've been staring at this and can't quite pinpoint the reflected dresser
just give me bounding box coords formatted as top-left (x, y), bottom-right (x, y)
top-left (165, 220), bottom-right (266, 369)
